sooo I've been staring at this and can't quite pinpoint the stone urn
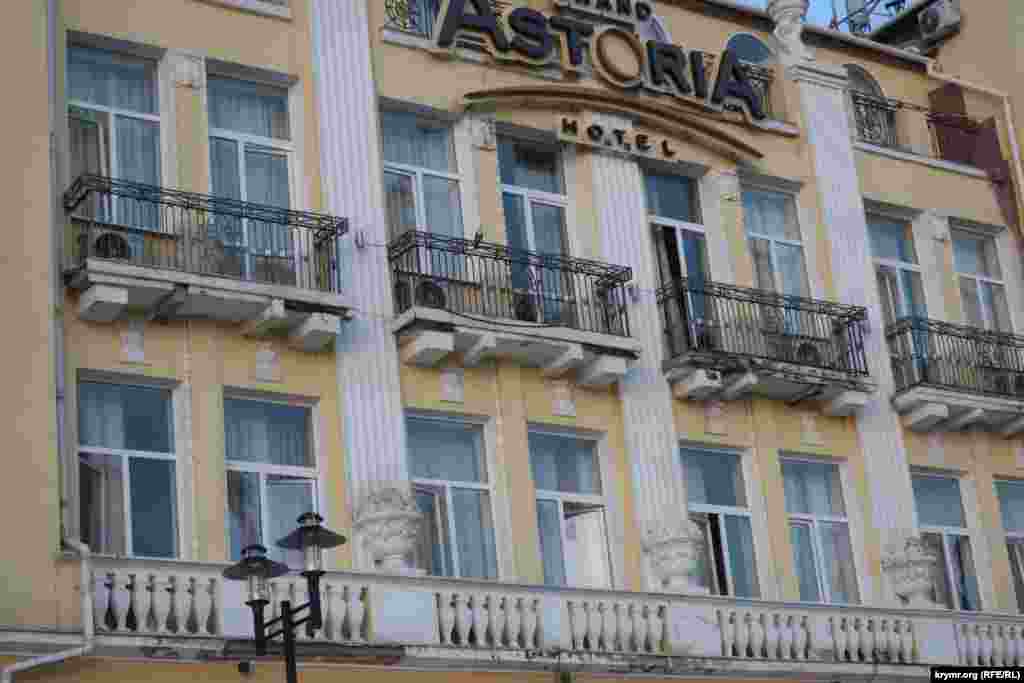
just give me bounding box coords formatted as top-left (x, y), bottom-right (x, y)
top-left (882, 534), bottom-right (940, 608)
top-left (766, 0), bottom-right (812, 66)
top-left (353, 482), bottom-right (422, 572)
top-left (644, 519), bottom-right (708, 594)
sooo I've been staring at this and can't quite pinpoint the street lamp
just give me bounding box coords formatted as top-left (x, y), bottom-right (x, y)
top-left (223, 512), bottom-right (347, 683)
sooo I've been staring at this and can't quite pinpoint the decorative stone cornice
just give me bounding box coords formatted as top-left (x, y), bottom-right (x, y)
top-left (787, 61), bottom-right (849, 91)
top-left (766, 0), bottom-right (813, 67)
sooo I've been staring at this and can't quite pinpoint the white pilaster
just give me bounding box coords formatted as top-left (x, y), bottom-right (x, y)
top-left (312, 0), bottom-right (418, 570)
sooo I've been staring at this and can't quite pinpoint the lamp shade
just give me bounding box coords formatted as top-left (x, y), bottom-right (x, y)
top-left (275, 512), bottom-right (347, 573)
top-left (223, 544), bottom-right (291, 581)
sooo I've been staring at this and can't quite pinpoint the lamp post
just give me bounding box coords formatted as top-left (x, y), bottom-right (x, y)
top-left (223, 512), bottom-right (347, 683)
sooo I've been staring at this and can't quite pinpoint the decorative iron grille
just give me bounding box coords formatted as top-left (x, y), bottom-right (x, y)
top-left (851, 91), bottom-right (900, 149)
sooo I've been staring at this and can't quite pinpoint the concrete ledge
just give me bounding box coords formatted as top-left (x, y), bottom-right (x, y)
top-left (542, 344), bottom-right (585, 378)
top-left (721, 371), bottom-right (758, 400)
top-left (854, 141), bottom-right (988, 178)
top-left (78, 284), bottom-right (128, 322)
top-left (288, 314), bottom-right (339, 352)
top-left (904, 402), bottom-right (949, 432)
top-left (823, 390), bottom-right (871, 417)
top-left (242, 299), bottom-right (288, 337)
top-left (578, 355), bottom-right (628, 387)
top-left (669, 368), bottom-right (723, 400)
top-left (400, 330), bottom-right (455, 367)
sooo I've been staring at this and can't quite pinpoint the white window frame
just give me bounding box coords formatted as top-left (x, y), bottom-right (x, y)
top-left (77, 378), bottom-right (178, 560)
top-left (645, 170), bottom-right (707, 280)
top-left (781, 455), bottom-right (858, 606)
top-left (741, 186), bottom-right (808, 296)
top-left (995, 479), bottom-right (1024, 612)
top-left (530, 427), bottom-right (613, 590)
top-left (406, 413), bottom-right (498, 579)
top-left (208, 76), bottom-right (297, 280)
top-left (223, 393), bottom-right (320, 562)
top-left (952, 227), bottom-right (1008, 332)
top-left (913, 471), bottom-right (980, 611)
top-left (866, 212), bottom-right (926, 324)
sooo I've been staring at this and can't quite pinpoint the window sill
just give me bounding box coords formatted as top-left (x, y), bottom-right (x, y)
top-left (854, 141), bottom-right (988, 179)
top-left (194, 0), bottom-right (292, 21)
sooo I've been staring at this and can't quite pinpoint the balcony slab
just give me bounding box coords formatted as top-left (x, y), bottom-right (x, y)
top-left (892, 385), bottom-right (1024, 435)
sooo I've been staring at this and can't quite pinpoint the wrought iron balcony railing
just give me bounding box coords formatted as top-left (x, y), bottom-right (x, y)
top-left (385, 0), bottom-right (509, 37)
top-left (658, 278), bottom-right (870, 381)
top-left (886, 316), bottom-right (1024, 399)
top-left (850, 91), bottom-right (982, 164)
top-left (63, 174), bottom-right (346, 294)
top-left (388, 229), bottom-right (633, 337)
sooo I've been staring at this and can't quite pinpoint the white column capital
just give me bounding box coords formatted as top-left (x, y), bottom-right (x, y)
top-left (353, 482), bottom-right (423, 573)
top-left (881, 533), bottom-right (942, 608)
top-left (643, 519), bottom-right (709, 594)
top-left (766, 0), bottom-right (814, 67)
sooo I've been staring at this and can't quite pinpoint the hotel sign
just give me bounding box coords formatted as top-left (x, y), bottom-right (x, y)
top-left (558, 116), bottom-right (684, 162)
top-left (433, 0), bottom-right (766, 120)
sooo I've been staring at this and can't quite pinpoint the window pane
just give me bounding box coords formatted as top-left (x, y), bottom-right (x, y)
top-left (775, 242), bottom-right (809, 298)
top-left (498, 138), bottom-right (562, 194)
top-left (1007, 540), bottom-right (1024, 612)
top-left (129, 458), bottom-right (177, 558)
top-left (749, 237), bottom-right (775, 292)
top-left (414, 486), bottom-right (452, 576)
top-left (644, 171), bottom-right (697, 222)
top-left (868, 217), bottom-right (917, 263)
top-left (818, 522), bottom-right (858, 604)
top-left (78, 382), bottom-right (173, 452)
top-left (876, 265), bottom-right (899, 325)
top-left (208, 77), bottom-right (290, 140)
top-left (227, 469), bottom-right (261, 560)
top-left (407, 418), bottom-right (484, 483)
top-left (68, 46), bottom-right (157, 114)
top-left (901, 270), bottom-right (927, 318)
top-left (790, 523), bottom-right (821, 602)
top-left (70, 111), bottom-right (107, 180)
top-left (532, 203), bottom-right (568, 322)
top-left (950, 535), bottom-right (981, 611)
top-left (982, 282), bottom-right (1011, 333)
top-left (79, 452), bottom-right (126, 555)
top-left (912, 475), bottom-right (966, 528)
top-left (266, 475), bottom-right (316, 566)
top-left (724, 515), bottom-right (759, 598)
top-left (563, 502), bottom-right (611, 589)
top-left (115, 117), bottom-right (161, 231)
top-left (381, 110), bottom-right (456, 173)
top-left (996, 480), bottom-right (1024, 532)
top-left (537, 499), bottom-right (566, 586)
top-left (743, 189), bottom-right (799, 240)
top-left (960, 277), bottom-right (984, 328)
top-left (422, 174), bottom-right (463, 239)
top-left (451, 488), bottom-right (498, 579)
top-left (682, 448), bottom-right (745, 507)
top-left (782, 460), bottom-right (845, 516)
top-left (224, 399), bottom-right (311, 467)
top-left (690, 514), bottom-right (721, 594)
top-left (726, 34), bottom-right (773, 65)
top-left (503, 192), bottom-right (531, 291)
top-left (210, 137), bottom-right (244, 253)
top-left (384, 171), bottom-right (417, 241)
top-left (922, 532), bottom-right (954, 608)
top-left (532, 202), bottom-right (566, 256)
top-left (529, 433), bottom-right (600, 494)
top-left (953, 231), bottom-right (1000, 278)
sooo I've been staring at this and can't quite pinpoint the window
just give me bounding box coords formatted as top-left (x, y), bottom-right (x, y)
top-left (996, 480), bottom-right (1024, 612)
top-left (208, 76), bottom-right (295, 285)
top-left (78, 381), bottom-right (177, 558)
top-left (530, 431), bottom-right (611, 589)
top-left (382, 110), bottom-right (462, 244)
top-left (845, 64), bottom-right (897, 149)
top-left (953, 229), bottom-right (1010, 332)
top-left (67, 46), bottom-right (161, 232)
top-left (725, 35), bottom-right (774, 117)
top-left (499, 137), bottom-right (571, 324)
top-left (912, 473), bottom-right (981, 611)
top-left (225, 397), bottom-right (316, 566)
top-left (407, 416), bottom-right (497, 579)
top-left (868, 215), bottom-right (926, 325)
top-left (781, 459), bottom-right (858, 604)
top-left (743, 188), bottom-right (808, 298)
top-left (682, 448), bottom-right (759, 598)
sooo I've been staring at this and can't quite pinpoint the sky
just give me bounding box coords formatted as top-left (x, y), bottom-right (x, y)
top-left (731, 0), bottom-right (871, 29)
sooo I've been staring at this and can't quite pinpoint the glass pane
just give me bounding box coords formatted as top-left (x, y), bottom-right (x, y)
top-left (422, 174), bottom-right (463, 239)
top-left (227, 469), bottom-right (261, 560)
top-left (115, 117), bottom-right (161, 232)
top-left (208, 77), bottom-right (290, 140)
top-left (868, 216), bottom-right (917, 263)
top-left (775, 242), bottom-right (809, 298)
top-left (563, 502), bottom-right (611, 589)
top-left (782, 460), bottom-right (845, 516)
top-left (996, 480), bottom-right (1024, 532)
top-left (725, 515), bottom-right (759, 598)
top-left (451, 488), bottom-right (498, 579)
top-left (681, 230), bottom-right (708, 280)
top-left (407, 418), bottom-right (485, 483)
top-left (1007, 540), bottom-right (1024, 612)
top-left (876, 265), bottom-right (899, 325)
top-left (503, 192), bottom-right (531, 292)
top-left (953, 231), bottom-right (1000, 278)
top-left (224, 399), bottom-right (311, 467)
top-left (129, 458), bottom-right (177, 558)
top-left (690, 514), bottom-right (720, 594)
top-left (960, 277), bottom-right (984, 328)
top-left (748, 237), bottom-right (775, 292)
top-left (529, 432), bottom-right (600, 494)
top-left (950, 535), bottom-right (981, 611)
top-left (384, 171), bottom-right (417, 242)
top-left (498, 138), bottom-right (562, 194)
top-left (743, 189), bottom-right (799, 241)
top-left (901, 270), bottom-right (927, 318)
top-left (69, 112), bottom-right (106, 181)
top-left (537, 499), bottom-right (566, 587)
top-left (79, 452), bottom-right (126, 555)
top-left (982, 282), bottom-right (1011, 332)
top-left (681, 448), bottom-right (745, 507)
top-left (210, 137), bottom-right (244, 250)
top-left (912, 475), bottom-right (966, 528)
top-left (922, 532), bottom-right (954, 608)
top-left (68, 46), bottom-right (157, 114)
top-left (818, 521), bottom-right (858, 604)
top-left (380, 110), bottom-right (456, 173)
top-left (245, 148), bottom-right (293, 281)
top-left (644, 171), bottom-right (697, 222)
top-left (790, 522), bottom-right (821, 602)
top-left (78, 382), bottom-right (173, 452)
top-left (414, 486), bottom-right (452, 577)
top-left (726, 34), bottom-right (773, 64)
top-left (532, 203), bottom-right (566, 256)
top-left (266, 475), bottom-right (316, 566)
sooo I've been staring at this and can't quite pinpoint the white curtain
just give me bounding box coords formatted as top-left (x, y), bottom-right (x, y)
top-left (79, 382), bottom-right (126, 449)
top-left (528, 433), bottom-right (599, 495)
top-left (451, 488), bottom-right (498, 579)
top-left (725, 515), bottom-right (759, 598)
top-left (782, 461), bottom-right (845, 516)
top-left (381, 110), bottom-right (455, 173)
top-left (911, 475), bottom-right (966, 528)
top-left (116, 116), bottom-right (161, 234)
top-left (537, 499), bottom-right (566, 587)
top-left (682, 448), bottom-right (744, 507)
top-left (563, 503), bottom-right (610, 589)
top-left (208, 76), bottom-right (290, 140)
top-left (224, 399), bottom-right (310, 467)
top-left (818, 521), bottom-right (857, 603)
top-left (227, 470), bottom-right (261, 559)
top-left (644, 171), bottom-right (696, 222)
top-left (266, 475), bottom-right (315, 566)
top-left (790, 523), bottom-right (820, 602)
top-left (246, 147), bottom-right (292, 257)
top-left (407, 418), bottom-right (484, 482)
top-left (68, 46), bottom-right (157, 114)
top-left (997, 481), bottom-right (1024, 532)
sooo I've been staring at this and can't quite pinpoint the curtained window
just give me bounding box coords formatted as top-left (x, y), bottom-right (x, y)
top-left (781, 459), bottom-right (859, 604)
top-left (869, 215), bottom-right (926, 325)
top-left (743, 188), bottom-right (808, 298)
top-left (224, 397), bottom-right (315, 566)
top-left (953, 229), bottom-right (1010, 333)
top-left (996, 480), bottom-right (1024, 612)
top-left (78, 381), bottom-right (177, 558)
top-left (530, 431), bottom-right (610, 589)
top-left (406, 416), bottom-right (497, 579)
top-left (913, 473), bottom-right (981, 611)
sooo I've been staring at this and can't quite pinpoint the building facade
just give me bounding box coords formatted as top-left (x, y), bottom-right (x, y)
top-left (3, 0), bottom-right (1024, 681)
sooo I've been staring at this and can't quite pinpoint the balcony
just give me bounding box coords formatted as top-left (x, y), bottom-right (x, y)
top-left (52, 554), bottom-right (1024, 673)
top-left (389, 230), bottom-right (640, 386)
top-left (888, 317), bottom-right (1024, 434)
top-left (63, 175), bottom-right (348, 351)
top-left (658, 279), bottom-right (872, 414)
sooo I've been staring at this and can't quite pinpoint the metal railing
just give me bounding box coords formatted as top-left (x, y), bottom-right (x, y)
top-left (850, 91), bottom-right (982, 164)
top-left (385, 0), bottom-right (509, 36)
top-left (63, 174), bottom-right (346, 294)
top-left (887, 316), bottom-right (1024, 399)
top-left (388, 230), bottom-right (633, 337)
top-left (658, 278), bottom-right (870, 380)
top-left (743, 62), bottom-right (775, 119)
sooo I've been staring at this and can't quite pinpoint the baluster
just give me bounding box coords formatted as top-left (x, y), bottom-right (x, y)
top-left (123, 574), bottom-right (139, 632)
top-left (205, 577), bottom-right (219, 636)
top-left (717, 611), bottom-right (730, 657)
top-left (470, 594), bottom-right (486, 648)
top-left (350, 587), bottom-right (367, 642)
top-left (334, 583), bottom-right (350, 641)
top-left (142, 574), bottom-right (157, 633)
top-left (616, 603), bottom-right (629, 652)
top-left (151, 575), bottom-right (170, 635)
top-left (748, 611), bottom-right (764, 658)
top-left (829, 617), bottom-right (841, 661)
top-left (895, 620), bottom-right (909, 664)
top-left (1017, 625), bottom-right (1024, 666)
top-left (794, 615), bottom-right (809, 660)
top-left (320, 583), bottom-right (335, 641)
top-left (452, 593), bottom-right (470, 646)
top-left (184, 577), bottom-right (199, 634)
top-left (906, 620), bottom-right (919, 664)
top-left (852, 617), bottom-right (864, 662)
top-left (883, 619), bottom-right (896, 663)
top-left (585, 601), bottom-right (599, 651)
top-left (522, 598), bottom-right (539, 650)
top-left (599, 602), bottom-right (614, 652)
top-left (959, 623), bottom-right (974, 665)
top-left (506, 596), bottom-right (523, 649)
top-left (629, 603), bottom-right (642, 653)
top-left (101, 572), bottom-right (119, 632)
top-left (484, 594), bottom-right (497, 648)
top-left (981, 624), bottom-right (995, 666)
top-left (437, 592), bottom-right (455, 645)
top-left (778, 615), bottom-right (794, 660)
top-left (649, 605), bottom-right (664, 654)
top-left (735, 613), bottom-right (750, 658)
top-left (997, 625), bottom-right (1009, 667)
top-left (762, 614), bottom-right (778, 660)
top-left (1007, 626), bottom-right (1019, 666)
top-left (268, 582), bottom-right (282, 623)
top-left (569, 600), bottom-right (586, 651)
top-left (866, 618), bottom-right (878, 662)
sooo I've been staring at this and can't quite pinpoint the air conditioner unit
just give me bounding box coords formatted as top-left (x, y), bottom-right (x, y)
top-left (918, 0), bottom-right (961, 44)
top-left (93, 231), bottom-right (131, 260)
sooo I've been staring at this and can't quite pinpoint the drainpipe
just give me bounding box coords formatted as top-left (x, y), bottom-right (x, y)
top-left (0, 539), bottom-right (94, 683)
